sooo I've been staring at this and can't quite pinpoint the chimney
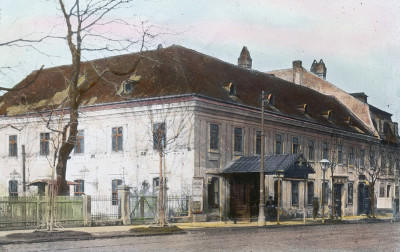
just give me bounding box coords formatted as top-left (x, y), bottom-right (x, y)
top-left (292, 60), bottom-right (303, 85)
top-left (238, 46), bottom-right (252, 69)
top-left (310, 59), bottom-right (327, 80)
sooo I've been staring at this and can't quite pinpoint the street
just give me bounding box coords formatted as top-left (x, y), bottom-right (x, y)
top-left (1, 222), bottom-right (400, 252)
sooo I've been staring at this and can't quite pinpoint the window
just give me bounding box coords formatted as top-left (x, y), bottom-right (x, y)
top-left (275, 134), bottom-right (283, 154)
top-left (153, 122), bottom-right (166, 150)
top-left (74, 130), bottom-right (84, 154)
top-left (337, 145), bottom-right (342, 164)
top-left (234, 128), bottom-right (243, 153)
top-left (112, 127), bottom-right (123, 152)
top-left (379, 185), bottom-right (385, 197)
top-left (370, 151), bottom-right (375, 166)
top-left (153, 177), bottom-right (160, 193)
top-left (348, 183), bottom-right (353, 205)
top-left (40, 133), bottom-right (50, 156)
top-left (396, 186), bottom-right (399, 199)
top-left (9, 135), bottom-right (17, 157)
top-left (9, 180), bottom-right (18, 197)
top-left (112, 179), bottom-right (122, 205)
top-left (387, 185), bottom-right (391, 198)
top-left (360, 149), bottom-right (365, 167)
top-left (255, 131), bottom-right (261, 155)
top-left (292, 181), bottom-right (299, 205)
top-left (308, 140), bottom-right (314, 160)
top-left (208, 177), bottom-right (219, 208)
top-left (292, 137), bottom-right (299, 154)
top-left (209, 124), bottom-right (219, 151)
top-left (74, 180), bottom-right (84, 196)
top-left (322, 182), bottom-right (329, 204)
top-left (322, 142), bottom-right (329, 159)
top-left (349, 147), bottom-right (354, 166)
top-left (307, 182), bottom-right (314, 206)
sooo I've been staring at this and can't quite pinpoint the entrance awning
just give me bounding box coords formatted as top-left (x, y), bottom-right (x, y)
top-left (222, 154), bottom-right (315, 179)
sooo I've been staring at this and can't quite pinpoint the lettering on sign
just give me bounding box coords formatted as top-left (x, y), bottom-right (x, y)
top-left (192, 177), bottom-right (204, 213)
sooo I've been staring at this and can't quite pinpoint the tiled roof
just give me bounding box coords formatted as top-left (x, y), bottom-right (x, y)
top-left (222, 154), bottom-right (315, 179)
top-left (0, 45), bottom-right (371, 134)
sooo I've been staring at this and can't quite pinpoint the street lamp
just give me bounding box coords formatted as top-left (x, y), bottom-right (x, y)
top-left (258, 91), bottom-right (268, 226)
top-left (319, 159), bottom-right (330, 224)
top-left (276, 169), bottom-right (284, 225)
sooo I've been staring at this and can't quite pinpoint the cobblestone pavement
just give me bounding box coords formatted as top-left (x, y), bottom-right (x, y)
top-left (1, 221), bottom-right (399, 252)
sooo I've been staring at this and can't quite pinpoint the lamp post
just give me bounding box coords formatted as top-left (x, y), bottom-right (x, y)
top-left (319, 159), bottom-right (330, 224)
top-left (276, 169), bottom-right (284, 225)
top-left (258, 91), bottom-right (268, 226)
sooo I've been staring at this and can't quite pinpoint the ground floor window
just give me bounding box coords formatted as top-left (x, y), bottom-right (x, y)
top-left (322, 182), bottom-right (329, 204)
top-left (9, 180), bottom-right (18, 197)
top-left (74, 180), bottom-right (84, 196)
top-left (291, 181), bottom-right (299, 205)
top-left (208, 177), bottom-right (219, 208)
top-left (307, 182), bottom-right (314, 205)
top-left (112, 179), bottom-right (122, 205)
top-left (348, 183), bottom-right (353, 205)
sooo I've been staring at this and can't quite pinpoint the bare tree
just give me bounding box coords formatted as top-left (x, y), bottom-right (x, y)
top-left (356, 144), bottom-right (388, 218)
top-left (147, 101), bottom-right (194, 226)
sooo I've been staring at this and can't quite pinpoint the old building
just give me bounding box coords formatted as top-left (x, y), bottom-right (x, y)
top-left (0, 45), bottom-right (398, 221)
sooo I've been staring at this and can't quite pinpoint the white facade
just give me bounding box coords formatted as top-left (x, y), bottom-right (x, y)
top-left (0, 98), bottom-right (196, 198)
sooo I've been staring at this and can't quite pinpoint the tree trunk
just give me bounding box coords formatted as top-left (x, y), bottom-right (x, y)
top-left (370, 183), bottom-right (375, 218)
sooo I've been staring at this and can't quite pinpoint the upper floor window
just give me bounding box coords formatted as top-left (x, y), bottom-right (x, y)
top-left (112, 127), bottom-right (123, 152)
top-left (308, 140), bottom-right (314, 160)
top-left (209, 124), bottom-right (219, 151)
top-left (9, 180), bottom-right (18, 197)
top-left (360, 149), bottom-right (365, 167)
top-left (255, 131), bottom-right (262, 155)
top-left (40, 133), bottom-right (50, 156)
top-left (112, 179), bottom-right (123, 205)
top-left (292, 181), bottom-right (299, 205)
top-left (370, 151), bottom-right (375, 166)
top-left (292, 137), bottom-right (299, 154)
top-left (275, 134), bottom-right (283, 155)
top-left (74, 180), bottom-right (84, 196)
top-left (234, 127), bottom-right (243, 153)
top-left (153, 122), bottom-right (166, 150)
top-left (74, 130), bottom-right (85, 154)
top-left (322, 142), bottom-right (329, 160)
top-left (9, 135), bottom-right (17, 157)
top-left (349, 147), bottom-right (354, 165)
top-left (337, 145), bottom-right (343, 164)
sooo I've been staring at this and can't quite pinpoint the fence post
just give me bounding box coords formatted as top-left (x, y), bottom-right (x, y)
top-left (118, 185), bottom-right (131, 225)
top-left (83, 195), bottom-right (92, 226)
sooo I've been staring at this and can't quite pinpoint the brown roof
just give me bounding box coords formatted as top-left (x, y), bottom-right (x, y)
top-left (0, 45), bottom-right (371, 135)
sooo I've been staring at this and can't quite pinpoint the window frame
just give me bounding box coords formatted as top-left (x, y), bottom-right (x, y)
top-left (307, 181), bottom-right (314, 206)
top-left (40, 133), bottom-right (50, 156)
top-left (9, 135), bottom-right (18, 157)
top-left (322, 141), bottom-right (329, 160)
top-left (348, 183), bottom-right (353, 205)
top-left (74, 180), bottom-right (85, 196)
top-left (209, 123), bottom-right (219, 152)
top-left (275, 134), bottom-right (283, 155)
top-left (337, 145), bottom-right (343, 164)
top-left (308, 140), bottom-right (314, 161)
top-left (360, 149), bottom-right (365, 167)
top-left (74, 130), bottom-right (85, 154)
top-left (112, 127), bottom-right (123, 152)
top-left (233, 127), bottom-right (243, 154)
top-left (9, 180), bottom-right (18, 197)
top-left (291, 181), bottom-right (299, 206)
top-left (292, 137), bottom-right (299, 154)
top-left (153, 122), bottom-right (166, 150)
top-left (112, 179), bottom-right (123, 205)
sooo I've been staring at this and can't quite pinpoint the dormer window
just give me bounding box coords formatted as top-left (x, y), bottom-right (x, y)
top-left (297, 104), bottom-right (309, 114)
top-left (123, 74), bottom-right (141, 94)
top-left (323, 110), bottom-right (334, 122)
top-left (229, 83), bottom-right (235, 95)
top-left (267, 94), bottom-right (275, 106)
top-left (124, 82), bottom-right (133, 93)
top-left (345, 117), bottom-right (352, 126)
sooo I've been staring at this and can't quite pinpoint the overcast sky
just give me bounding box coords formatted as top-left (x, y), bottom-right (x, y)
top-left (1, 0), bottom-right (399, 122)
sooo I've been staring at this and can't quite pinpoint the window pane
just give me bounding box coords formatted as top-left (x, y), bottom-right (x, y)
top-left (348, 183), bottom-right (353, 205)
top-left (256, 131), bottom-right (261, 155)
top-left (292, 181), bottom-right (299, 205)
top-left (234, 128), bottom-right (243, 153)
top-left (210, 124), bottom-right (219, 150)
top-left (307, 182), bottom-right (314, 205)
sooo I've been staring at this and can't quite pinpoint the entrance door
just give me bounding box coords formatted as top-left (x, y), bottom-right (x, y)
top-left (333, 184), bottom-right (342, 217)
top-left (358, 183), bottom-right (370, 215)
top-left (230, 180), bottom-right (250, 221)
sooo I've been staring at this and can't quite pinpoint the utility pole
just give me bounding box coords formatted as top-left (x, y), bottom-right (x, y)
top-left (258, 91), bottom-right (267, 226)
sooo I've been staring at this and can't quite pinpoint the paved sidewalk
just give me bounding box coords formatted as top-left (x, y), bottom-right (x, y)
top-left (0, 216), bottom-right (395, 245)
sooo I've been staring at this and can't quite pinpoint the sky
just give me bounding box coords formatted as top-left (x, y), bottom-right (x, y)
top-left (1, 0), bottom-right (400, 122)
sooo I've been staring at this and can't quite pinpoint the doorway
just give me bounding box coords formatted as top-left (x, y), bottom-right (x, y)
top-left (229, 174), bottom-right (259, 221)
top-left (358, 183), bottom-right (370, 215)
top-left (333, 184), bottom-right (342, 217)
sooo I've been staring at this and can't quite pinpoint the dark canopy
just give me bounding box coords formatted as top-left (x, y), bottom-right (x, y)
top-left (222, 154), bottom-right (315, 179)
